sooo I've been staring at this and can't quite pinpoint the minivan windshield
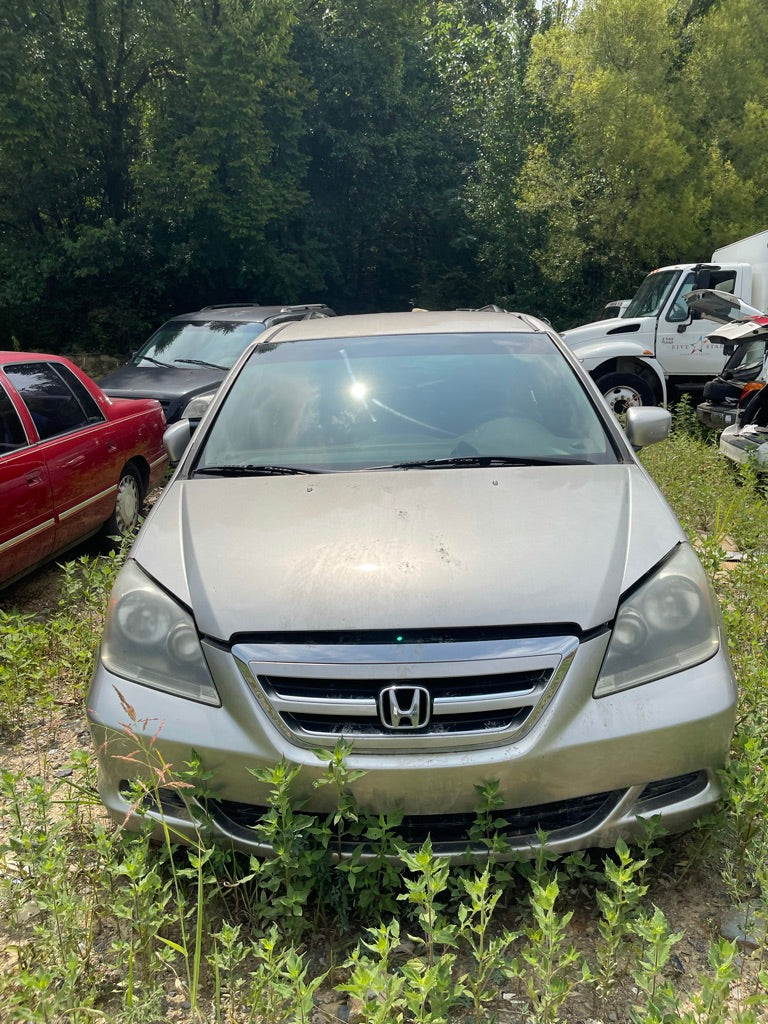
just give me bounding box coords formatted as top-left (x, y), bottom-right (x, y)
top-left (624, 269), bottom-right (682, 319)
top-left (134, 321), bottom-right (266, 370)
top-left (195, 332), bottom-right (618, 473)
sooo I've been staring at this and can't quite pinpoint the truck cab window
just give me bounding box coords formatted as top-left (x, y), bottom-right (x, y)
top-left (709, 271), bottom-right (737, 294)
top-left (667, 269), bottom-right (738, 323)
top-left (666, 272), bottom-right (697, 322)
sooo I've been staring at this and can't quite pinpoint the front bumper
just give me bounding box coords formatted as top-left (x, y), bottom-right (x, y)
top-left (87, 632), bottom-right (736, 859)
top-left (719, 426), bottom-right (768, 469)
top-left (696, 401), bottom-right (738, 431)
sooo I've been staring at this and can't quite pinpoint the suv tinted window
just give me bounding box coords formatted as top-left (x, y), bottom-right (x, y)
top-left (135, 321), bottom-right (267, 369)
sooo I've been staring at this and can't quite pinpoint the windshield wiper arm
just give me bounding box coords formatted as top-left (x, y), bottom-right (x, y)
top-left (194, 464), bottom-right (322, 477)
top-left (174, 358), bottom-right (229, 371)
top-left (137, 356), bottom-right (171, 367)
top-left (368, 455), bottom-right (594, 470)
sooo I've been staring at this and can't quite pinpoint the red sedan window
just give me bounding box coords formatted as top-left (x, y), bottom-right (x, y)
top-left (54, 362), bottom-right (105, 423)
top-left (0, 384), bottom-right (27, 451)
top-left (3, 362), bottom-right (101, 440)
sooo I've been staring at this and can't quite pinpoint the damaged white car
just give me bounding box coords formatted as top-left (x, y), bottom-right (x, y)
top-left (687, 289), bottom-right (768, 431)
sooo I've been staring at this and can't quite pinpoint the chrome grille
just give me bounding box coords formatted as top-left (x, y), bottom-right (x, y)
top-left (233, 635), bottom-right (578, 752)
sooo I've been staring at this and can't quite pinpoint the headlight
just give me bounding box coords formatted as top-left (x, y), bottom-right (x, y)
top-left (182, 392), bottom-right (215, 420)
top-left (594, 544), bottom-right (720, 696)
top-left (101, 561), bottom-right (220, 705)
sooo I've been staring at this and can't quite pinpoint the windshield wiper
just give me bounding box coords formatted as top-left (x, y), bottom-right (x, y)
top-left (137, 355), bottom-right (171, 367)
top-left (194, 464), bottom-right (322, 477)
top-left (368, 455), bottom-right (594, 470)
top-left (174, 358), bottom-right (229, 371)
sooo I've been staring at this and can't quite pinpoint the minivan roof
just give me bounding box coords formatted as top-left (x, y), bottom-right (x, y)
top-left (260, 309), bottom-right (553, 343)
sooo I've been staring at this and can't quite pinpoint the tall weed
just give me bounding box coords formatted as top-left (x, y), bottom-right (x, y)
top-left (0, 547), bottom-right (124, 736)
top-left (3, 419), bottom-right (768, 1020)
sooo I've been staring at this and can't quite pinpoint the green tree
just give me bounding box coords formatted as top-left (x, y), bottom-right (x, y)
top-left (135, 0), bottom-right (311, 307)
top-left (0, 0), bottom-right (183, 348)
top-left (442, 1), bottom-right (579, 320)
top-left (680, 0), bottom-right (768, 247)
top-left (0, 0), bottom-right (308, 352)
top-left (516, 0), bottom-right (701, 323)
top-left (291, 0), bottom-right (485, 312)
top-left (466, 0), bottom-right (768, 327)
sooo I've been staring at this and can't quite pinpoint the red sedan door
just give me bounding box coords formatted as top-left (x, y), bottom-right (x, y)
top-left (2, 361), bottom-right (117, 554)
top-left (0, 383), bottom-right (55, 587)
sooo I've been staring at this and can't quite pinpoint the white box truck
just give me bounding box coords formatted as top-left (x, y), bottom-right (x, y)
top-left (562, 229), bottom-right (768, 413)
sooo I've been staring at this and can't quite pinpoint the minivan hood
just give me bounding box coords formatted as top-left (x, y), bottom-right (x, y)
top-left (132, 466), bottom-right (682, 640)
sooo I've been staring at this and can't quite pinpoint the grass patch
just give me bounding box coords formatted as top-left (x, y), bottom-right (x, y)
top-left (2, 426), bottom-right (768, 1021)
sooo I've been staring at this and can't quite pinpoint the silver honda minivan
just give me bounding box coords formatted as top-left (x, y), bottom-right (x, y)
top-left (87, 310), bottom-right (737, 858)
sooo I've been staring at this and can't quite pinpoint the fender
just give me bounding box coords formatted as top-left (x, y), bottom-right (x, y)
top-left (562, 333), bottom-right (668, 406)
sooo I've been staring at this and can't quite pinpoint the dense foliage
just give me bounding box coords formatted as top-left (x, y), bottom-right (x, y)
top-left (1, 0), bottom-right (767, 351)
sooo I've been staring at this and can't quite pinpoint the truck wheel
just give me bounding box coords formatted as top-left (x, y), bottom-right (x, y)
top-left (596, 372), bottom-right (654, 415)
top-left (102, 465), bottom-right (143, 542)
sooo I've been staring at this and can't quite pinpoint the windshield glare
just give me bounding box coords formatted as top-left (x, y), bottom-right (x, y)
top-left (195, 332), bottom-right (617, 472)
top-left (135, 321), bottom-right (266, 369)
top-left (624, 270), bottom-right (681, 318)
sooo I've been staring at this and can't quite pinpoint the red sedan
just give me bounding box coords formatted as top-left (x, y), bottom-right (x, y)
top-left (0, 352), bottom-right (168, 589)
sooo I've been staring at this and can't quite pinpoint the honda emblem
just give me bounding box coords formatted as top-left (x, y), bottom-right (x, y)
top-left (378, 685), bottom-right (431, 730)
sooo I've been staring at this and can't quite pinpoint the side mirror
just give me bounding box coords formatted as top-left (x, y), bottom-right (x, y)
top-left (669, 296), bottom-right (694, 327)
top-left (163, 419), bottom-right (192, 465)
top-left (694, 267), bottom-right (712, 290)
top-left (624, 407), bottom-right (671, 450)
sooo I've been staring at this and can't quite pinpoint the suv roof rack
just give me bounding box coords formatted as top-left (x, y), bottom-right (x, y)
top-left (277, 304), bottom-right (333, 313)
top-left (200, 303), bottom-right (261, 311)
top-left (198, 303), bottom-right (334, 314)
top-left (455, 304), bottom-right (508, 313)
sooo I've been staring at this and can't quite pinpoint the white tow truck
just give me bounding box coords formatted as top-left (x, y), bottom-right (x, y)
top-left (562, 229), bottom-right (768, 413)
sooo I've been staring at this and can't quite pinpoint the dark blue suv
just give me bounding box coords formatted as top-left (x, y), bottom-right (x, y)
top-left (99, 303), bottom-right (336, 423)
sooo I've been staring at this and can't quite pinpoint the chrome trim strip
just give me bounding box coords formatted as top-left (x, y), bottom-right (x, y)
top-left (433, 689), bottom-right (540, 714)
top-left (58, 484), bottom-right (116, 521)
top-left (253, 655), bottom-right (558, 680)
top-left (271, 694), bottom-right (378, 716)
top-left (0, 519), bottom-right (56, 553)
top-left (286, 720), bottom-right (523, 748)
top-left (234, 636), bottom-right (577, 666)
